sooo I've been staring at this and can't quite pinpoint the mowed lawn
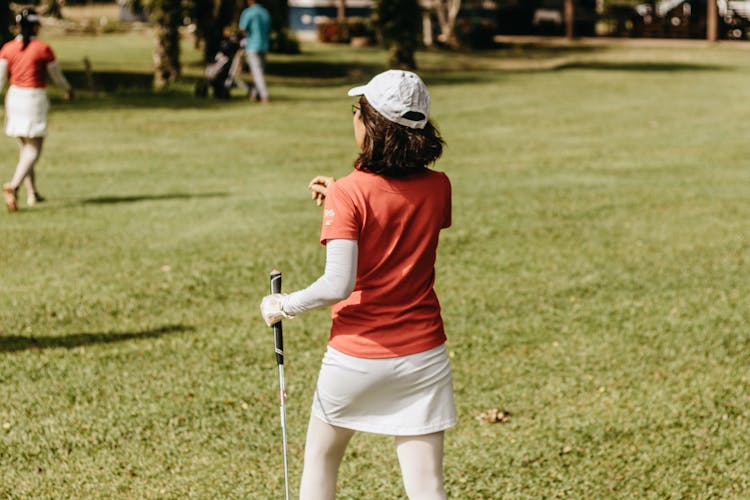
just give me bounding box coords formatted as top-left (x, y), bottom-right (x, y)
top-left (1, 28), bottom-right (750, 498)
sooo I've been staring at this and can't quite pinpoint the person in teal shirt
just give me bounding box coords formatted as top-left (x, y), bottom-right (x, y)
top-left (239, 0), bottom-right (271, 103)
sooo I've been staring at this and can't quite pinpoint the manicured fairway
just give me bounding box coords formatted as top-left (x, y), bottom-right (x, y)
top-left (1, 28), bottom-right (749, 498)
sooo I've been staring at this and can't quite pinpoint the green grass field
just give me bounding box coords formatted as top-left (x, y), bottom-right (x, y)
top-left (1, 27), bottom-right (750, 498)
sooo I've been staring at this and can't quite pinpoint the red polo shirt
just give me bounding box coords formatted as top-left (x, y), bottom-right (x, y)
top-left (0, 38), bottom-right (55, 88)
top-left (320, 168), bottom-right (452, 358)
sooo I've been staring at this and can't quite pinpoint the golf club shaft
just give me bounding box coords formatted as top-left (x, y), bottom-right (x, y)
top-left (269, 270), bottom-right (290, 500)
top-left (278, 365), bottom-right (290, 500)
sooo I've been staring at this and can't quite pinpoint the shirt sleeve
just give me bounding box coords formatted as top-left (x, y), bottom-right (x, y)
top-left (320, 181), bottom-right (361, 244)
top-left (42, 44), bottom-right (56, 64)
top-left (239, 10), bottom-right (249, 31)
top-left (281, 239), bottom-right (358, 316)
top-left (442, 173), bottom-right (452, 229)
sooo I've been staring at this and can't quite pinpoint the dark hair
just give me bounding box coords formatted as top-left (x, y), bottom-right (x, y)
top-left (354, 97), bottom-right (444, 178)
top-left (17, 9), bottom-right (40, 50)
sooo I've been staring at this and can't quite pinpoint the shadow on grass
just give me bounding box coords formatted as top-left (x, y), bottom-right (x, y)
top-left (58, 59), bottom-right (387, 109)
top-left (58, 50), bottom-right (721, 109)
top-left (495, 42), bottom-right (605, 56)
top-left (555, 61), bottom-right (728, 72)
top-left (65, 58), bottom-right (384, 91)
top-left (53, 86), bottom-right (234, 111)
top-left (0, 324), bottom-right (194, 353)
top-left (421, 73), bottom-right (496, 85)
top-left (266, 60), bottom-right (385, 82)
top-left (81, 192), bottom-right (229, 205)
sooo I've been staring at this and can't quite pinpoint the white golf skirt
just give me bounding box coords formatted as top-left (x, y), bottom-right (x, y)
top-left (5, 86), bottom-right (49, 138)
top-left (311, 343), bottom-right (456, 436)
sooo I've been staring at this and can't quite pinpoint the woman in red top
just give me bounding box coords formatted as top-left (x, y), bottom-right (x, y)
top-left (1, 9), bottom-right (73, 212)
top-left (261, 70), bottom-right (454, 499)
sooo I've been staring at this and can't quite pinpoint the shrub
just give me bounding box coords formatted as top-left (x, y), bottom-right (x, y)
top-left (455, 18), bottom-right (497, 50)
top-left (271, 28), bottom-right (301, 54)
top-left (317, 19), bottom-right (349, 43)
top-left (317, 18), bottom-right (375, 45)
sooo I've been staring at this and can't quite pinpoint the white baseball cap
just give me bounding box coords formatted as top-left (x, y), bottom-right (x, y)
top-left (347, 70), bottom-right (430, 129)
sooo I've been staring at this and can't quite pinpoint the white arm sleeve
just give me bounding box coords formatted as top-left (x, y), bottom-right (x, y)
top-left (46, 61), bottom-right (71, 91)
top-left (281, 239), bottom-right (358, 316)
top-left (0, 60), bottom-right (7, 90)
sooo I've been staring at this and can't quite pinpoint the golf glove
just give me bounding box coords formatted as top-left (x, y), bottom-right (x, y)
top-left (260, 293), bottom-right (294, 327)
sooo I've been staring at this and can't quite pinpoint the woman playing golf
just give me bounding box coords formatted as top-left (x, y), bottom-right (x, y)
top-left (1, 8), bottom-right (73, 212)
top-left (261, 70), bottom-right (454, 499)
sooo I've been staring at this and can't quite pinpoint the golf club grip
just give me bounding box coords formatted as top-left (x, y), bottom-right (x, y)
top-left (270, 270), bottom-right (284, 366)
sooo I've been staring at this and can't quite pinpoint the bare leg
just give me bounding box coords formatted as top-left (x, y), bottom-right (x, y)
top-left (10, 137), bottom-right (43, 191)
top-left (4, 137), bottom-right (44, 211)
top-left (22, 137), bottom-right (44, 205)
top-left (23, 167), bottom-right (35, 196)
top-left (395, 432), bottom-right (447, 500)
top-left (299, 415), bottom-right (355, 500)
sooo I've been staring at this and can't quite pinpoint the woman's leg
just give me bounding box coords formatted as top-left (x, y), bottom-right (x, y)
top-left (20, 137), bottom-right (44, 205)
top-left (10, 137), bottom-right (43, 192)
top-left (395, 431), bottom-right (447, 500)
top-left (3, 137), bottom-right (41, 211)
top-left (299, 415), bottom-right (355, 500)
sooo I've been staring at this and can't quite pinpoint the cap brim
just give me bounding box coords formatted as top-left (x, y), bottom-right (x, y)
top-left (347, 85), bottom-right (367, 97)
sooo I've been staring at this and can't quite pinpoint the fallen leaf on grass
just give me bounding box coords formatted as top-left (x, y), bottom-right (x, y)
top-left (475, 408), bottom-right (511, 424)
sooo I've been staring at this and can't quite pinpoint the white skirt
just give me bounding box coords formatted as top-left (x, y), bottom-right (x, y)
top-left (5, 86), bottom-right (49, 138)
top-left (311, 344), bottom-right (456, 436)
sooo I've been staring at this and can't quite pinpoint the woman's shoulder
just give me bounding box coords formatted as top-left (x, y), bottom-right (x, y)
top-left (337, 169), bottom-right (370, 185)
top-left (0, 38), bottom-right (20, 55)
top-left (30, 39), bottom-right (52, 49)
top-left (342, 168), bottom-right (450, 186)
top-left (407, 168), bottom-right (451, 188)
top-left (423, 168), bottom-right (450, 181)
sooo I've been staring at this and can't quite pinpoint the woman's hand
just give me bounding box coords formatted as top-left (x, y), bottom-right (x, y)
top-left (308, 176), bottom-right (335, 206)
top-left (260, 293), bottom-right (294, 326)
top-left (64, 89), bottom-right (74, 101)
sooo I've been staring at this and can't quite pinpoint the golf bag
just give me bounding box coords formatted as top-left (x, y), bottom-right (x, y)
top-left (195, 34), bottom-right (246, 99)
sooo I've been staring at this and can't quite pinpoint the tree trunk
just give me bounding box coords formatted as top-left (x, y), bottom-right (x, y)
top-left (191, 0), bottom-right (237, 63)
top-left (564, 0), bottom-right (574, 39)
top-left (388, 46), bottom-right (416, 70)
top-left (153, 0), bottom-right (181, 89)
top-left (706, 0), bottom-right (718, 41)
top-left (337, 0), bottom-right (346, 21)
top-left (422, 10), bottom-right (433, 47)
top-left (374, 0), bottom-right (420, 70)
top-left (43, 0), bottom-right (65, 19)
top-left (435, 0), bottom-right (461, 47)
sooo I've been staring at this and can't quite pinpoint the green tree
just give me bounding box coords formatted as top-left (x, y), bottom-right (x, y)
top-left (0, 0), bottom-right (12, 45)
top-left (373, 0), bottom-right (421, 70)
top-left (188, 0), bottom-right (237, 62)
top-left (151, 0), bottom-right (182, 88)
